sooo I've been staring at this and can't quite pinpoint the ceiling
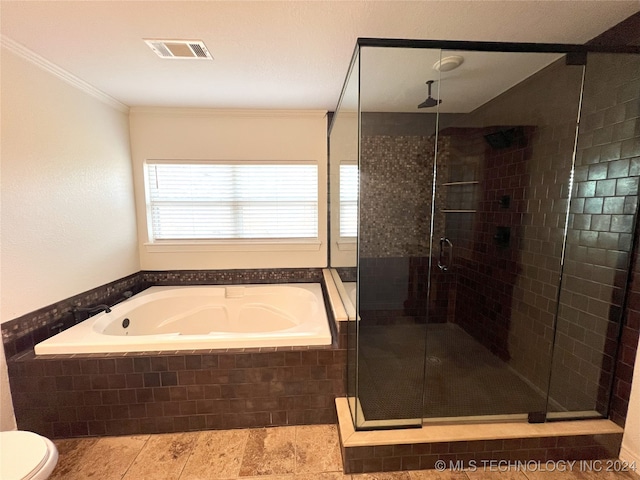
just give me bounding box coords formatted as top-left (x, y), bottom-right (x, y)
top-left (358, 49), bottom-right (563, 113)
top-left (1, 1), bottom-right (639, 111)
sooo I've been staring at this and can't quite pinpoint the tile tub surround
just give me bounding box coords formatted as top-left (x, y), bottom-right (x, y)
top-left (1, 272), bottom-right (143, 359)
top-left (8, 346), bottom-right (346, 439)
top-left (3, 267), bottom-right (347, 438)
top-left (1, 268), bottom-right (324, 359)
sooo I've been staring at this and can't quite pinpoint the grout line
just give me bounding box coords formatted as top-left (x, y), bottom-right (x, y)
top-left (119, 434), bottom-right (151, 479)
top-left (175, 430), bottom-right (202, 480)
top-left (237, 428), bottom-right (251, 478)
top-left (294, 424), bottom-right (299, 475)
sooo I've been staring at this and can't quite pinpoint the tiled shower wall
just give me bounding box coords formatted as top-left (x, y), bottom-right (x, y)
top-left (447, 58), bottom-right (584, 398)
top-left (357, 133), bottom-right (453, 322)
top-left (358, 135), bottom-right (444, 259)
top-left (552, 52), bottom-right (640, 415)
top-left (448, 52), bottom-right (639, 417)
top-left (606, 21), bottom-right (640, 428)
top-left (614, 246), bottom-right (640, 425)
top-left (451, 125), bottom-right (539, 364)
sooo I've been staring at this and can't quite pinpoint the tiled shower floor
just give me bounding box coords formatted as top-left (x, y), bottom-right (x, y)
top-left (358, 323), bottom-right (548, 421)
top-left (49, 424), bottom-right (639, 479)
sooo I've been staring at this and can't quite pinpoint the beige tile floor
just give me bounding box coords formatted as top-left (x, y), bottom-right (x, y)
top-left (50, 425), bottom-right (640, 480)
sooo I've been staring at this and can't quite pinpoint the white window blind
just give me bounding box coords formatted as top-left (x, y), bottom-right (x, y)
top-left (339, 164), bottom-right (358, 238)
top-left (146, 162), bottom-right (318, 241)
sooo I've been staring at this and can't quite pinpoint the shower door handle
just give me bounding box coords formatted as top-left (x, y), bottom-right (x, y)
top-left (438, 237), bottom-right (453, 271)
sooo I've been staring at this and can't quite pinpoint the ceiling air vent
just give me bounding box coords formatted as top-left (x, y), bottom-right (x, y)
top-left (144, 39), bottom-right (212, 59)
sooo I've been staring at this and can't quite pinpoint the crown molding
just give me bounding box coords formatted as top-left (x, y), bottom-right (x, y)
top-left (129, 107), bottom-right (328, 118)
top-left (1, 35), bottom-right (129, 113)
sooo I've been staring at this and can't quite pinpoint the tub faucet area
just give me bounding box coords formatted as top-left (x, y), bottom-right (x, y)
top-left (74, 304), bottom-right (112, 314)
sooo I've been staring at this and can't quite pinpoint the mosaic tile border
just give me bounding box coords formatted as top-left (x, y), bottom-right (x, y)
top-left (335, 267), bottom-right (356, 283)
top-left (141, 268), bottom-right (323, 286)
top-left (1, 272), bottom-right (143, 359)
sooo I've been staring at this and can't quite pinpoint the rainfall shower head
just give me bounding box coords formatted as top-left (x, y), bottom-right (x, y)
top-left (418, 80), bottom-right (442, 109)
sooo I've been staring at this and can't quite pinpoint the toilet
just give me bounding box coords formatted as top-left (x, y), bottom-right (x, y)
top-left (0, 431), bottom-right (58, 480)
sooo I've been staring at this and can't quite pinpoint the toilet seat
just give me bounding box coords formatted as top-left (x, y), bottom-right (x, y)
top-left (0, 431), bottom-right (58, 480)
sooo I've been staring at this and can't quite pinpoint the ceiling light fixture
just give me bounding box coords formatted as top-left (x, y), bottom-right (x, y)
top-left (433, 55), bottom-right (464, 72)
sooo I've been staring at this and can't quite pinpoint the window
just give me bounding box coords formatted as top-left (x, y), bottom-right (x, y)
top-left (145, 161), bottom-right (318, 241)
top-left (339, 163), bottom-right (358, 238)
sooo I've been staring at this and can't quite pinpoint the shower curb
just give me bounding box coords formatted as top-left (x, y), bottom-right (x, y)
top-left (335, 398), bottom-right (624, 474)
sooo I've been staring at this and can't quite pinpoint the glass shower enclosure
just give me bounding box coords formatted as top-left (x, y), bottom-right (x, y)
top-left (329, 39), bottom-right (640, 430)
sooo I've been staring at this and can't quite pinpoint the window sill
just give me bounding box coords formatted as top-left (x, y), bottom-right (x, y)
top-left (144, 240), bottom-right (322, 253)
top-left (337, 239), bottom-right (356, 251)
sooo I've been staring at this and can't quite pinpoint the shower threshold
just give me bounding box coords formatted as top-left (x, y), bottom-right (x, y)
top-left (336, 397), bottom-right (623, 474)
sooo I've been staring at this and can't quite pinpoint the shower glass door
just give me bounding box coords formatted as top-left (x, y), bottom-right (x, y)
top-left (351, 46), bottom-right (444, 428)
top-left (353, 44), bottom-right (588, 427)
top-left (424, 49), bottom-right (586, 422)
top-left (339, 41), bottom-right (638, 430)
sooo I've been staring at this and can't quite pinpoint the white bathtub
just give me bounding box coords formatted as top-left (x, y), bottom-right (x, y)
top-left (34, 284), bottom-right (332, 355)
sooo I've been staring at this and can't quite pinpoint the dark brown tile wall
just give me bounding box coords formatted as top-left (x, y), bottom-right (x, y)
top-left (584, 6), bottom-right (640, 429)
top-left (336, 319), bottom-right (349, 350)
top-left (358, 257), bottom-right (414, 313)
top-left (549, 52), bottom-right (640, 415)
top-left (406, 257), bottom-right (455, 324)
top-left (355, 257), bottom-right (454, 325)
top-left (453, 58), bottom-right (584, 397)
top-left (444, 50), bottom-right (640, 420)
top-left (339, 433), bottom-right (622, 474)
top-left (612, 247), bottom-right (640, 425)
top-left (8, 346), bottom-right (345, 439)
top-left (452, 126), bottom-right (535, 362)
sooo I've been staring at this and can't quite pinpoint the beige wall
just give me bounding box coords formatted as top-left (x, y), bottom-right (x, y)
top-left (0, 344), bottom-right (16, 430)
top-left (0, 48), bottom-right (139, 428)
top-left (129, 108), bottom-right (328, 270)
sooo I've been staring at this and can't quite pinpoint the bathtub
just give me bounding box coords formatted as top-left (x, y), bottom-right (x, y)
top-left (34, 284), bottom-right (332, 355)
